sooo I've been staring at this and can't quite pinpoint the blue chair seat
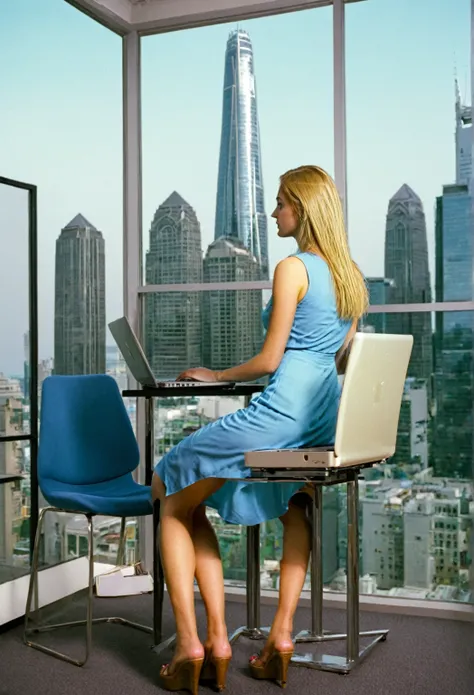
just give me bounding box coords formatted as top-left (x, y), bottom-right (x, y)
top-left (41, 472), bottom-right (152, 517)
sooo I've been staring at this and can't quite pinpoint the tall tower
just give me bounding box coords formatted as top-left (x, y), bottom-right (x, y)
top-left (214, 29), bottom-right (269, 278)
top-left (145, 192), bottom-right (203, 379)
top-left (203, 237), bottom-right (263, 370)
top-left (455, 80), bottom-right (472, 186)
top-left (434, 184), bottom-right (473, 478)
top-left (384, 185), bottom-right (433, 390)
top-left (54, 214), bottom-right (105, 375)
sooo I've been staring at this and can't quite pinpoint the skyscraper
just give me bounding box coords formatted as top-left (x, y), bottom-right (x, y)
top-left (434, 184), bottom-right (473, 478)
top-left (455, 80), bottom-right (472, 186)
top-left (202, 237), bottom-right (263, 370)
top-left (54, 214), bottom-right (105, 375)
top-left (145, 192), bottom-right (203, 379)
top-left (384, 184), bottom-right (433, 388)
top-left (214, 29), bottom-right (269, 278)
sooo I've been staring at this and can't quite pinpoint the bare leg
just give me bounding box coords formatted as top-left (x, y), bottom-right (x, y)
top-left (152, 474), bottom-right (226, 671)
top-left (257, 497), bottom-right (311, 662)
top-left (192, 506), bottom-right (232, 659)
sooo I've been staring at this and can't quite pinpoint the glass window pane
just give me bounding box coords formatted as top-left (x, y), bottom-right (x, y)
top-left (0, 0), bottom-right (125, 569)
top-left (0, 447), bottom-right (30, 581)
top-left (355, 310), bottom-right (473, 601)
top-left (0, 180), bottom-right (32, 583)
top-left (0, 183), bottom-right (30, 436)
top-left (346, 0), bottom-right (471, 304)
top-left (142, 6), bottom-right (333, 284)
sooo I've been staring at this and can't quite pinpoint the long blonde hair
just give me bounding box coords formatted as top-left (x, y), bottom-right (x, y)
top-left (279, 165), bottom-right (368, 321)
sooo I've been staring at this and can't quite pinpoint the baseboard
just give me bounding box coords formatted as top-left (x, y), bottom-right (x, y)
top-left (220, 585), bottom-right (474, 622)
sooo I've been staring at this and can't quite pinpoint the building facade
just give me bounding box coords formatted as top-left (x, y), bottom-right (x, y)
top-left (203, 237), bottom-right (263, 370)
top-left (54, 214), bottom-right (105, 375)
top-left (214, 29), bottom-right (269, 278)
top-left (455, 80), bottom-right (472, 187)
top-left (384, 184), bottom-right (433, 390)
top-left (434, 184), bottom-right (473, 479)
top-left (145, 192), bottom-right (203, 379)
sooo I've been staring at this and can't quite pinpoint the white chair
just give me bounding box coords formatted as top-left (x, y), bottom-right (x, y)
top-left (230, 332), bottom-right (413, 675)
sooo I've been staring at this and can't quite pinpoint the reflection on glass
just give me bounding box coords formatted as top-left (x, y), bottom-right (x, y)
top-left (1, 3), bottom-right (124, 571)
top-left (0, 182), bottom-right (31, 583)
top-left (38, 513), bottom-right (138, 568)
top-left (0, 183), bottom-right (30, 438)
top-left (0, 444), bottom-right (30, 582)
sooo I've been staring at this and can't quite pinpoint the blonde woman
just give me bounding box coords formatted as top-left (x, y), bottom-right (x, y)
top-left (153, 165), bottom-right (368, 693)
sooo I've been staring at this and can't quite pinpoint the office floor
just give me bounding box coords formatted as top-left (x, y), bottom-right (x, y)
top-left (1, 592), bottom-right (472, 695)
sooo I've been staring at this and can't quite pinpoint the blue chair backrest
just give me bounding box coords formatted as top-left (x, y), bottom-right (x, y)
top-left (38, 375), bottom-right (140, 486)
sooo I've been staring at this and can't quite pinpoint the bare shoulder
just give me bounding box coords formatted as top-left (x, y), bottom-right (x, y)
top-left (274, 255), bottom-right (307, 280)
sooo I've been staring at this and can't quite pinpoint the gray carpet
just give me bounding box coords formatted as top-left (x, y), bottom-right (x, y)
top-left (1, 592), bottom-right (473, 695)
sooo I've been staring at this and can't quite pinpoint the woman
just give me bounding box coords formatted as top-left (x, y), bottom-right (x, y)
top-left (153, 165), bottom-right (367, 694)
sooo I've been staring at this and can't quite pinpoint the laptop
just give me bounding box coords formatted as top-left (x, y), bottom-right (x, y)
top-left (108, 316), bottom-right (236, 389)
top-left (245, 332), bottom-right (413, 470)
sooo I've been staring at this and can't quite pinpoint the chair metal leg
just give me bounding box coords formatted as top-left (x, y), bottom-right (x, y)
top-left (229, 524), bottom-right (268, 644)
top-left (24, 507), bottom-right (153, 667)
top-left (292, 478), bottom-right (388, 675)
top-left (117, 517), bottom-right (126, 567)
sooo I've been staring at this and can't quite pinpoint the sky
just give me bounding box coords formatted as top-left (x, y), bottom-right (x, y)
top-left (0, 0), bottom-right (471, 375)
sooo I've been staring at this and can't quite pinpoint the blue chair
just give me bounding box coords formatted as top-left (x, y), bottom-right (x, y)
top-left (24, 374), bottom-right (154, 666)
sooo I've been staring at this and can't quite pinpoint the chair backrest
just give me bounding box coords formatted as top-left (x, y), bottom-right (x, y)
top-left (335, 332), bottom-right (413, 466)
top-left (38, 375), bottom-right (139, 486)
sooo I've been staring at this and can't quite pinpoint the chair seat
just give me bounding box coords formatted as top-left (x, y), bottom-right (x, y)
top-left (40, 473), bottom-right (153, 517)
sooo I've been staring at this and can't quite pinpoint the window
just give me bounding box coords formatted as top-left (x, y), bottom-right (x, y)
top-left (141, 7), bottom-right (333, 589)
top-left (346, 0), bottom-right (471, 308)
top-left (0, 0), bottom-right (125, 570)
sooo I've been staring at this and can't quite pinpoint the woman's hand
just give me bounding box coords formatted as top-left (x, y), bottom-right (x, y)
top-left (176, 367), bottom-right (220, 382)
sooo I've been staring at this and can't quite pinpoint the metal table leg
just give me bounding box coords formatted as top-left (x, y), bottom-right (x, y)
top-left (229, 524), bottom-right (268, 643)
top-left (295, 486), bottom-right (325, 642)
top-left (146, 395), bottom-right (171, 653)
top-left (292, 476), bottom-right (388, 675)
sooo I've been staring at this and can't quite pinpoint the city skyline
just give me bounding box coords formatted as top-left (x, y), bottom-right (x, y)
top-left (0, 0), bottom-right (471, 372)
top-left (0, 1), bottom-right (472, 603)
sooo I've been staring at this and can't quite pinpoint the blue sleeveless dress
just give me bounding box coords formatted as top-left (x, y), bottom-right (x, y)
top-left (154, 252), bottom-right (352, 525)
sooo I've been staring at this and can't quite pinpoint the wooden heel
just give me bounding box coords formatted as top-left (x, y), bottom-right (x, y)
top-left (275, 651), bottom-right (293, 688)
top-left (159, 657), bottom-right (204, 695)
top-left (249, 648), bottom-right (294, 689)
top-left (201, 655), bottom-right (231, 691)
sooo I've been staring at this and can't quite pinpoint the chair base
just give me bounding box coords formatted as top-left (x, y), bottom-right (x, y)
top-left (24, 506), bottom-right (152, 667)
top-left (292, 628), bottom-right (388, 674)
top-left (228, 624), bottom-right (388, 675)
top-left (25, 617), bottom-right (153, 667)
top-left (227, 473), bottom-right (389, 677)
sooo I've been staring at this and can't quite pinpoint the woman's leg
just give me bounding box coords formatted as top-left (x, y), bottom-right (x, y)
top-left (192, 506), bottom-right (232, 658)
top-left (152, 474), bottom-right (226, 670)
top-left (257, 495), bottom-right (311, 660)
